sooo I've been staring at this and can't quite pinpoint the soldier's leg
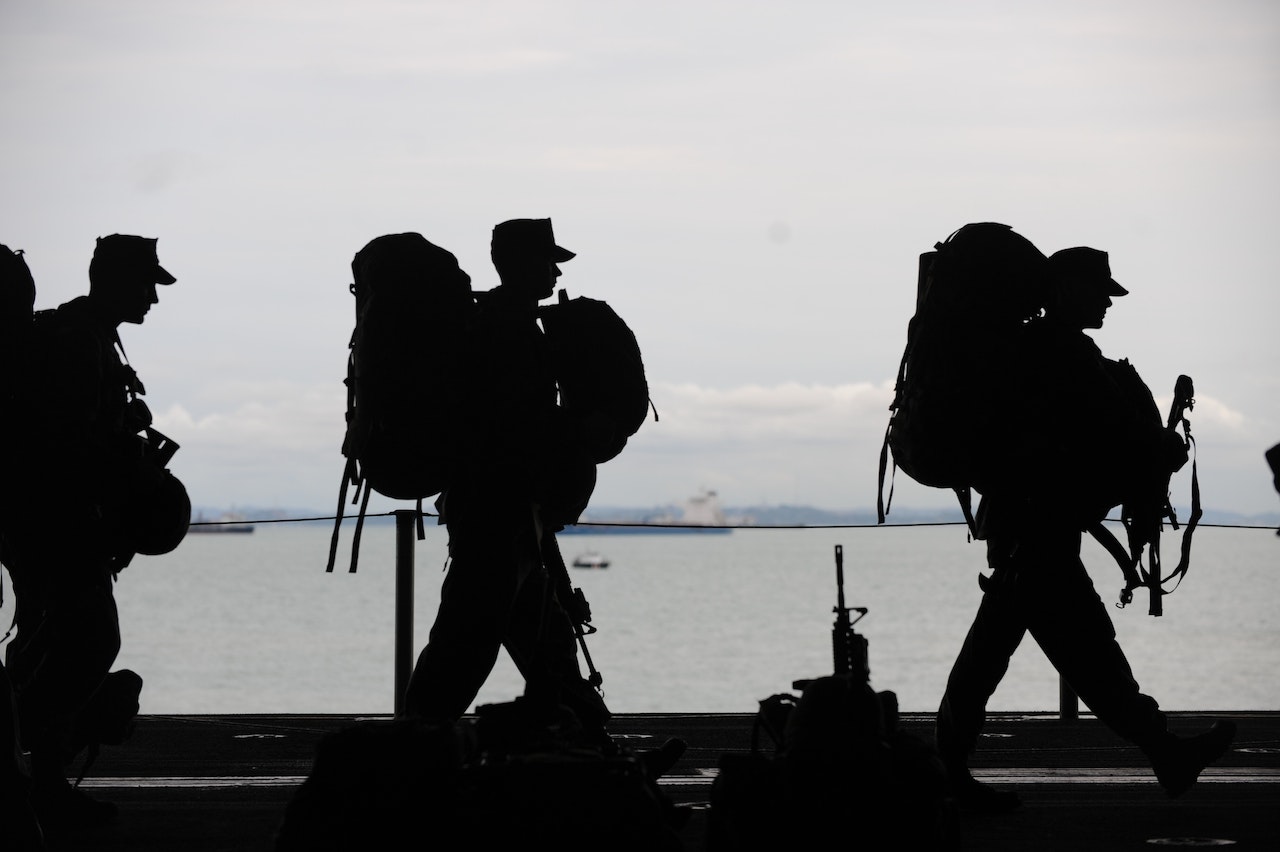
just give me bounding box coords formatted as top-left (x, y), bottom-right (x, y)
top-left (1023, 535), bottom-right (1167, 745)
top-left (503, 557), bottom-right (610, 733)
top-left (402, 497), bottom-right (529, 722)
top-left (1027, 535), bottom-right (1236, 797)
top-left (935, 540), bottom-right (1027, 774)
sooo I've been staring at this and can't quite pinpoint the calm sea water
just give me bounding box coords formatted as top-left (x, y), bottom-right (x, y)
top-left (2, 519), bottom-right (1276, 716)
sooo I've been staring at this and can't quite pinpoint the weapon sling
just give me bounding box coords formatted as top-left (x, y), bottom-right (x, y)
top-left (1091, 374), bottom-right (1201, 616)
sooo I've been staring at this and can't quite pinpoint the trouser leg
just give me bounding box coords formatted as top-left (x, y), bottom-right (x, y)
top-left (7, 575), bottom-right (121, 771)
top-left (402, 517), bottom-right (526, 722)
top-left (503, 558), bottom-right (610, 731)
top-left (1025, 547), bottom-right (1168, 749)
top-left (936, 550), bottom-right (1027, 772)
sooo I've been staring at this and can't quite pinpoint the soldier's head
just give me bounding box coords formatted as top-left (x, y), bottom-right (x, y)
top-left (1047, 246), bottom-right (1126, 330)
top-left (88, 234), bottom-right (175, 325)
top-left (490, 218), bottom-right (574, 302)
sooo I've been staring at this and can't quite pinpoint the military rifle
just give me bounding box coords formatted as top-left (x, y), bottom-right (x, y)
top-left (1119, 374), bottom-right (1199, 616)
top-left (541, 530), bottom-right (604, 690)
top-left (793, 544), bottom-right (869, 690)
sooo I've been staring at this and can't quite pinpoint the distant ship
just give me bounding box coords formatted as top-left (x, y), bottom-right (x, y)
top-left (189, 513), bottom-right (255, 534)
top-left (559, 489), bottom-right (737, 535)
top-left (571, 550), bottom-right (611, 568)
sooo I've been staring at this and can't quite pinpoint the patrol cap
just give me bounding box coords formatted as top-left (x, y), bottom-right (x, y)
top-left (1048, 246), bottom-right (1126, 296)
top-left (491, 218), bottom-right (575, 264)
top-left (92, 234), bottom-right (176, 285)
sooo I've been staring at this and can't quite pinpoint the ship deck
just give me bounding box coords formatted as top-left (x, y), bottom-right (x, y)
top-left (23, 709), bottom-right (1280, 850)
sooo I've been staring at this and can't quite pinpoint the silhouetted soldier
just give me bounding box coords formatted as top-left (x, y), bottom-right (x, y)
top-left (935, 245), bottom-right (1236, 812)
top-left (402, 219), bottom-right (612, 746)
top-left (1, 235), bottom-right (176, 828)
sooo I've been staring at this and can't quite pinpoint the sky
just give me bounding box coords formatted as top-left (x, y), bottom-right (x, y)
top-left (3, 0), bottom-right (1278, 518)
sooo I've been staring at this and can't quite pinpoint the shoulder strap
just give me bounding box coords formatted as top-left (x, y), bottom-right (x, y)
top-left (1087, 521), bottom-right (1144, 606)
top-left (876, 420), bottom-right (895, 524)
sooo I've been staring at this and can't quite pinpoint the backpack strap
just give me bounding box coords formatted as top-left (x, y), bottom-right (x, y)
top-left (326, 472), bottom-right (429, 574)
top-left (325, 457), bottom-right (355, 573)
top-left (876, 338), bottom-right (914, 525)
top-left (875, 419), bottom-right (895, 524)
top-left (1172, 438), bottom-right (1201, 574)
top-left (1089, 438), bottom-right (1200, 616)
top-left (1157, 427), bottom-right (1201, 604)
top-left (324, 459), bottom-right (371, 574)
top-left (347, 482), bottom-right (372, 574)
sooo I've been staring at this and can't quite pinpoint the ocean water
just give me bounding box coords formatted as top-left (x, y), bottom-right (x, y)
top-left (1, 518), bottom-right (1276, 716)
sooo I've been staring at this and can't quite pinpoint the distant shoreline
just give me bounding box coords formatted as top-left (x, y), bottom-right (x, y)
top-left (191, 504), bottom-right (1280, 530)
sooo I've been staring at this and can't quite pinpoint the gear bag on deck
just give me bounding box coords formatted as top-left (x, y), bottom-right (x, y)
top-left (326, 233), bottom-right (476, 573)
top-left (876, 222), bottom-right (1050, 531)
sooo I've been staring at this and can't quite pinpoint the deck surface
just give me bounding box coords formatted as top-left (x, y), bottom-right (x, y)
top-left (18, 710), bottom-right (1280, 850)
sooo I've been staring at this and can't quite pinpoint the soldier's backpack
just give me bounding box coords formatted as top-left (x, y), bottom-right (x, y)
top-left (326, 233), bottom-right (476, 573)
top-left (1, 242), bottom-right (35, 343)
top-left (1, 245), bottom-right (36, 588)
top-left (876, 222), bottom-right (1050, 531)
top-left (538, 289), bottom-right (654, 465)
top-left (2, 243), bottom-right (36, 430)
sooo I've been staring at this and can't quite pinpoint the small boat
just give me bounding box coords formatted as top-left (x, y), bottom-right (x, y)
top-left (571, 550), bottom-right (610, 569)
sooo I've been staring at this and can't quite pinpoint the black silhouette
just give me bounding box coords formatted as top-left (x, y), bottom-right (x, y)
top-left (325, 232), bottom-right (475, 574)
top-left (878, 222), bottom-right (1052, 531)
top-left (1268, 443), bottom-right (1280, 535)
top-left (401, 219), bottom-right (613, 746)
top-left (710, 546), bottom-right (952, 849)
top-left (284, 223), bottom-right (680, 849)
top-left (934, 242), bottom-right (1236, 812)
top-left (1, 235), bottom-right (181, 831)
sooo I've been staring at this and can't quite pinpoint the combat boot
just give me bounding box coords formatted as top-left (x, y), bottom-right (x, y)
top-left (1147, 720), bottom-right (1237, 798)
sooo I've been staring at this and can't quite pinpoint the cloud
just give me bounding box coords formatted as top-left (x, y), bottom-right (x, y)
top-left (644, 381), bottom-right (893, 445)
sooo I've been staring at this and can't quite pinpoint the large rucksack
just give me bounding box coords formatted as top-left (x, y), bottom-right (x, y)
top-left (326, 233), bottom-right (476, 573)
top-left (876, 222), bottom-right (1050, 529)
top-left (1, 245), bottom-right (36, 579)
top-left (538, 289), bottom-right (654, 465)
top-left (1, 243), bottom-right (36, 433)
top-left (1, 243), bottom-right (35, 341)
top-left (1, 245), bottom-right (36, 436)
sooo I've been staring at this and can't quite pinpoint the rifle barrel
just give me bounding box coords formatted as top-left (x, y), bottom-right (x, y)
top-left (835, 544), bottom-right (845, 611)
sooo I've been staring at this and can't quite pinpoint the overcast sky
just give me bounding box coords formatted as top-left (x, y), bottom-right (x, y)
top-left (3, 0), bottom-right (1277, 518)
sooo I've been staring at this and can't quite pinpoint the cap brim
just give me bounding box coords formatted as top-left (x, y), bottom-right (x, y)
top-left (155, 265), bottom-right (176, 285)
top-left (1107, 279), bottom-right (1127, 296)
top-left (552, 246), bottom-right (575, 263)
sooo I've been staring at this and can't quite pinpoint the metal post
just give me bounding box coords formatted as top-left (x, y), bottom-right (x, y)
top-left (1059, 676), bottom-right (1079, 721)
top-left (393, 509), bottom-right (416, 716)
